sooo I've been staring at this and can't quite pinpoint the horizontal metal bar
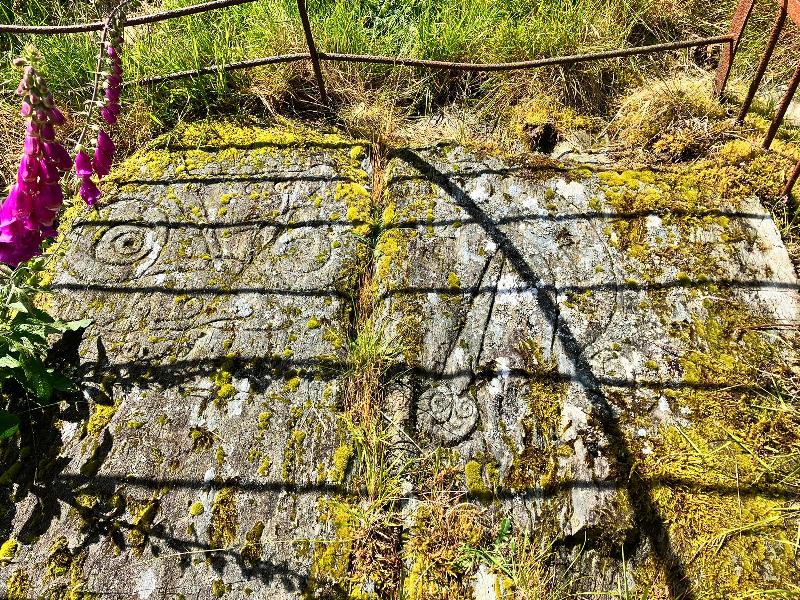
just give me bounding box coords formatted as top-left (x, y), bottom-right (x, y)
top-left (0, 0), bottom-right (259, 34)
top-left (134, 54), bottom-right (310, 86)
top-left (132, 35), bottom-right (734, 87)
top-left (320, 36), bottom-right (733, 71)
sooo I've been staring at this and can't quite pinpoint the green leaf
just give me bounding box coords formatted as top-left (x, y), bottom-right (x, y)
top-left (21, 359), bottom-right (52, 402)
top-left (49, 371), bottom-right (77, 393)
top-left (0, 411), bottom-right (19, 439)
top-left (16, 323), bottom-right (47, 341)
top-left (64, 319), bottom-right (92, 331)
top-left (6, 301), bottom-right (28, 314)
top-left (7, 330), bottom-right (38, 352)
top-left (496, 517), bottom-right (512, 544)
top-left (0, 355), bottom-right (21, 369)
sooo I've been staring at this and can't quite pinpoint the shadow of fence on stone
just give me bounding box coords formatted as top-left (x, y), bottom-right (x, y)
top-left (14, 183), bottom-right (793, 598)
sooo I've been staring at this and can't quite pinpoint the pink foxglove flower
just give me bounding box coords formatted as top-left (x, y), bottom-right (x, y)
top-left (100, 22), bottom-right (123, 127)
top-left (100, 106), bottom-right (117, 125)
top-left (23, 135), bottom-right (39, 156)
top-left (105, 86), bottom-right (120, 103)
top-left (40, 123), bottom-right (55, 142)
top-left (18, 154), bottom-right (39, 182)
top-left (43, 141), bottom-right (72, 171)
top-left (39, 183), bottom-right (63, 211)
top-left (93, 150), bottom-right (112, 178)
top-left (0, 62), bottom-right (71, 267)
top-left (39, 159), bottom-right (59, 184)
top-left (79, 177), bottom-right (101, 207)
top-left (96, 129), bottom-right (114, 154)
top-left (49, 106), bottom-right (65, 125)
top-left (74, 150), bottom-right (94, 178)
top-left (77, 10), bottom-right (124, 205)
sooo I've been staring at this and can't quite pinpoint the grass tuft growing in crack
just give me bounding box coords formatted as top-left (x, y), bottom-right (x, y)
top-left (343, 317), bottom-right (405, 425)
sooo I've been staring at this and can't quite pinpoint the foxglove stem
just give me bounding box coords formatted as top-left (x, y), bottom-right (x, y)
top-left (74, 1), bottom-right (130, 208)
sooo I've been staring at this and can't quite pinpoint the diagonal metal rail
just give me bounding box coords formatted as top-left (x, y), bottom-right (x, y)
top-left (296, 0), bottom-right (328, 107)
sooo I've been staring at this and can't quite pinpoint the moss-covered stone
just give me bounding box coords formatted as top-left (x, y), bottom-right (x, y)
top-left (208, 487), bottom-right (238, 549)
top-left (6, 569), bottom-right (30, 599)
top-left (241, 521), bottom-right (265, 566)
top-left (0, 539), bottom-right (17, 563)
top-left (328, 444), bottom-right (353, 484)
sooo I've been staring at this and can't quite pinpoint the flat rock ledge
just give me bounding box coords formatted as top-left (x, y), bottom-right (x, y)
top-left (1, 121), bottom-right (798, 599)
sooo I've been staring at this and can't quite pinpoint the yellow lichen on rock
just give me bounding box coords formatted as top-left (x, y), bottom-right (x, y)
top-left (328, 443), bottom-right (353, 484)
top-left (6, 569), bottom-right (30, 599)
top-left (208, 487), bottom-right (238, 549)
top-left (0, 539), bottom-right (17, 563)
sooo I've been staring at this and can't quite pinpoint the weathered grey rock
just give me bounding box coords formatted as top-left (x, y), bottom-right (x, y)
top-left (1, 122), bottom-right (798, 599)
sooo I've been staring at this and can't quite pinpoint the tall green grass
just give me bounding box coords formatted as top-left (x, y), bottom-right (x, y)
top-left (1, 0), bottom-right (799, 132)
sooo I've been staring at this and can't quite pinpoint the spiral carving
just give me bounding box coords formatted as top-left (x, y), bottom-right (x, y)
top-left (419, 384), bottom-right (479, 444)
top-left (93, 226), bottom-right (157, 266)
top-left (68, 200), bottom-right (169, 282)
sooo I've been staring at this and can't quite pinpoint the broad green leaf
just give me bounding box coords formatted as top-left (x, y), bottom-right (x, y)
top-left (21, 359), bottom-right (52, 402)
top-left (16, 323), bottom-right (48, 340)
top-left (0, 411), bottom-right (19, 439)
top-left (0, 355), bottom-right (21, 369)
top-left (64, 319), bottom-right (92, 331)
top-left (49, 371), bottom-right (77, 393)
top-left (6, 301), bottom-right (27, 314)
top-left (29, 307), bottom-right (55, 324)
top-left (8, 335), bottom-right (35, 355)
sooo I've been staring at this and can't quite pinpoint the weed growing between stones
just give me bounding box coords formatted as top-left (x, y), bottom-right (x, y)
top-left (459, 519), bottom-right (579, 600)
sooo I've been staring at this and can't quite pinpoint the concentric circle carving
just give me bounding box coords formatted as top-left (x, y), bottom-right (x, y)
top-left (93, 226), bottom-right (157, 266)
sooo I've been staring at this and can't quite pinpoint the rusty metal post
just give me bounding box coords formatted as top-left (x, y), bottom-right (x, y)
top-left (781, 157), bottom-right (800, 197)
top-left (714, 0), bottom-right (757, 97)
top-left (296, 0), bottom-right (328, 107)
top-left (763, 61), bottom-right (800, 149)
top-left (737, 3), bottom-right (788, 123)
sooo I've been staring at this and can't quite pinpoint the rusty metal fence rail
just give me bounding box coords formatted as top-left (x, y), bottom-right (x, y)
top-left (2, 0), bottom-right (800, 194)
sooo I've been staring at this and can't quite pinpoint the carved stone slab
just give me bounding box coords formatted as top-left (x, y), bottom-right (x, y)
top-left (1, 126), bottom-right (798, 599)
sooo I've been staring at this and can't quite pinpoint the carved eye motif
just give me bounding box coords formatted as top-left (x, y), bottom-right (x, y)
top-left (418, 383), bottom-right (479, 444)
top-left (94, 225), bottom-right (158, 266)
top-left (67, 199), bottom-right (170, 283)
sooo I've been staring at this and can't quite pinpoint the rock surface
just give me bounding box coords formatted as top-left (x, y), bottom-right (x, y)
top-left (1, 121), bottom-right (798, 599)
